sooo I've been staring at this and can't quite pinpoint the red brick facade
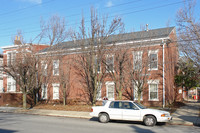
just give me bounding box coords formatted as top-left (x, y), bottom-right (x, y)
top-left (1, 27), bottom-right (179, 107)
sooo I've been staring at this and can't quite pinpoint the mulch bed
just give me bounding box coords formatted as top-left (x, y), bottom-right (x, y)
top-left (33, 104), bottom-right (92, 112)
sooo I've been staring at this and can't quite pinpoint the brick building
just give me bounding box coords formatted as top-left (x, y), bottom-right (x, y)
top-left (0, 36), bottom-right (49, 105)
top-left (1, 27), bottom-right (179, 107)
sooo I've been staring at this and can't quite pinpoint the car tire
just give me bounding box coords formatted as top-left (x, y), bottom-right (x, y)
top-left (99, 113), bottom-right (109, 123)
top-left (143, 116), bottom-right (156, 126)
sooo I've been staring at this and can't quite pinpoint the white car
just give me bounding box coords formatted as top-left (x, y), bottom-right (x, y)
top-left (90, 100), bottom-right (172, 126)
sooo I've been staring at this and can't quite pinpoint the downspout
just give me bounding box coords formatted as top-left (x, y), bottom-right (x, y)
top-left (162, 40), bottom-right (165, 108)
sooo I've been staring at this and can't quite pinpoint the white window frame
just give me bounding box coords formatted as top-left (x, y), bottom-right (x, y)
top-left (52, 83), bottom-right (60, 100)
top-left (96, 82), bottom-right (102, 100)
top-left (133, 81), bottom-right (143, 101)
top-left (106, 81), bottom-right (115, 100)
top-left (148, 50), bottom-right (158, 70)
top-left (133, 51), bottom-right (143, 70)
top-left (7, 51), bottom-right (16, 66)
top-left (41, 84), bottom-right (48, 99)
top-left (106, 55), bottom-right (114, 73)
top-left (53, 60), bottom-right (59, 76)
top-left (7, 75), bottom-right (16, 92)
top-left (41, 61), bottom-right (48, 76)
top-left (148, 80), bottom-right (159, 101)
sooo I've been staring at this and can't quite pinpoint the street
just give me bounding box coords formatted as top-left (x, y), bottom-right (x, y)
top-left (0, 113), bottom-right (199, 133)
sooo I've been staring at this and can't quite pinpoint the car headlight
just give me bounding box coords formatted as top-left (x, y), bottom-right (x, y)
top-left (161, 114), bottom-right (169, 117)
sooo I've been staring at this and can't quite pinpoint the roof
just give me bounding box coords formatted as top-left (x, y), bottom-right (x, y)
top-left (40, 26), bottom-right (175, 53)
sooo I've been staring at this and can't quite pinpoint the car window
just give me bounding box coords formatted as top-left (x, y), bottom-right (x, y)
top-left (134, 102), bottom-right (146, 109)
top-left (122, 102), bottom-right (139, 110)
top-left (109, 101), bottom-right (122, 109)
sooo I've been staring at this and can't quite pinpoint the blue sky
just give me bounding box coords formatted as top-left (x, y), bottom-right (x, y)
top-left (0, 0), bottom-right (200, 52)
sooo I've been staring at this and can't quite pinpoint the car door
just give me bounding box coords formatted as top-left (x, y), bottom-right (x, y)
top-left (121, 102), bottom-right (141, 121)
top-left (108, 101), bottom-right (123, 120)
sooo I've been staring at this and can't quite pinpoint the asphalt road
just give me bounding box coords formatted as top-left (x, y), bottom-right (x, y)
top-left (0, 113), bottom-right (199, 133)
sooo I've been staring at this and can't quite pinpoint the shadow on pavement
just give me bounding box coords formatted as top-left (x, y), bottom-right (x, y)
top-left (178, 115), bottom-right (198, 123)
top-left (0, 129), bottom-right (18, 133)
top-left (89, 117), bottom-right (166, 126)
top-left (130, 125), bottom-right (155, 133)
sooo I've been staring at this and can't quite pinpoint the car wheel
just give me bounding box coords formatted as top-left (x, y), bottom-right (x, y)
top-left (143, 116), bottom-right (156, 126)
top-left (99, 113), bottom-right (109, 123)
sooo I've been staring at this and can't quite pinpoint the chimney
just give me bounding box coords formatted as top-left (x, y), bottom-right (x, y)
top-left (14, 35), bottom-right (21, 45)
top-left (146, 24), bottom-right (149, 32)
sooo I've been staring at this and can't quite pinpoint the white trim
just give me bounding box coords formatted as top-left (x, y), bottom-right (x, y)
top-left (3, 92), bottom-right (23, 94)
top-left (133, 81), bottom-right (143, 101)
top-left (96, 83), bottom-right (102, 100)
top-left (52, 83), bottom-right (60, 100)
top-left (41, 84), bottom-right (48, 99)
top-left (7, 75), bottom-right (16, 92)
top-left (37, 37), bottom-right (169, 56)
top-left (147, 80), bottom-right (160, 84)
top-left (148, 82), bottom-right (159, 101)
top-left (53, 60), bottom-right (59, 76)
top-left (1, 44), bottom-right (48, 50)
top-left (106, 81), bottom-right (115, 100)
top-left (132, 51), bottom-right (143, 70)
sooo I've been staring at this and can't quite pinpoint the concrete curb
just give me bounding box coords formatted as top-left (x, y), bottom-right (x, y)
top-left (0, 107), bottom-right (92, 119)
top-left (1, 107), bottom-right (200, 126)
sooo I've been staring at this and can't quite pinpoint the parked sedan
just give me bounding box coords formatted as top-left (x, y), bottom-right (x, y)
top-left (90, 100), bottom-right (172, 126)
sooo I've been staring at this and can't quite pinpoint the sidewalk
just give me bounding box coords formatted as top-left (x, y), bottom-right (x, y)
top-left (0, 102), bottom-right (200, 126)
top-left (0, 107), bottom-right (91, 119)
top-left (169, 102), bottom-right (200, 126)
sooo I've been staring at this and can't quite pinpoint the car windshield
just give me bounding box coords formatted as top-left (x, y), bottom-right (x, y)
top-left (134, 102), bottom-right (146, 109)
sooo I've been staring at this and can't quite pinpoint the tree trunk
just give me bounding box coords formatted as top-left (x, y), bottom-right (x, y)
top-left (118, 91), bottom-right (122, 100)
top-left (63, 84), bottom-right (66, 106)
top-left (137, 93), bottom-right (141, 103)
top-left (23, 92), bottom-right (27, 109)
top-left (63, 90), bottom-right (66, 106)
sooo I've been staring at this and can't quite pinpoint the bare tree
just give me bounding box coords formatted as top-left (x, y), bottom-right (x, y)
top-left (38, 15), bottom-right (71, 105)
top-left (40, 15), bottom-right (68, 46)
top-left (71, 8), bottom-right (124, 105)
top-left (3, 42), bottom-right (40, 109)
top-left (126, 48), bottom-right (150, 103)
top-left (176, 0), bottom-right (200, 69)
top-left (106, 46), bottom-right (129, 100)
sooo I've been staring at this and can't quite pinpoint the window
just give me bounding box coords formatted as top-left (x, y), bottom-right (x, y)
top-left (106, 55), bottom-right (114, 72)
top-left (133, 51), bottom-right (143, 70)
top-left (7, 52), bottom-right (16, 66)
top-left (94, 57), bottom-right (101, 73)
top-left (53, 60), bottom-right (59, 76)
top-left (122, 102), bottom-right (138, 110)
top-left (148, 80), bottom-right (159, 101)
top-left (106, 82), bottom-right (115, 100)
top-left (53, 84), bottom-right (59, 100)
top-left (148, 50), bottom-right (158, 70)
top-left (133, 81), bottom-right (143, 101)
top-left (41, 84), bottom-right (47, 99)
top-left (96, 83), bottom-right (102, 100)
top-left (41, 61), bottom-right (47, 76)
top-left (109, 101), bottom-right (122, 109)
top-left (7, 75), bottom-right (16, 92)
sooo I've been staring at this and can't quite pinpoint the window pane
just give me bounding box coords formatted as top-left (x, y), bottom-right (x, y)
top-left (106, 56), bottom-right (114, 72)
top-left (134, 82), bottom-right (143, 100)
top-left (149, 84), bottom-right (158, 100)
top-left (96, 83), bottom-right (101, 100)
top-left (150, 53), bottom-right (157, 69)
top-left (106, 83), bottom-right (114, 100)
top-left (133, 51), bottom-right (142, 70)
top-left (53, 85), bottom-right (59, 99)
top-left (53, 60), bottom-right (59, 75)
